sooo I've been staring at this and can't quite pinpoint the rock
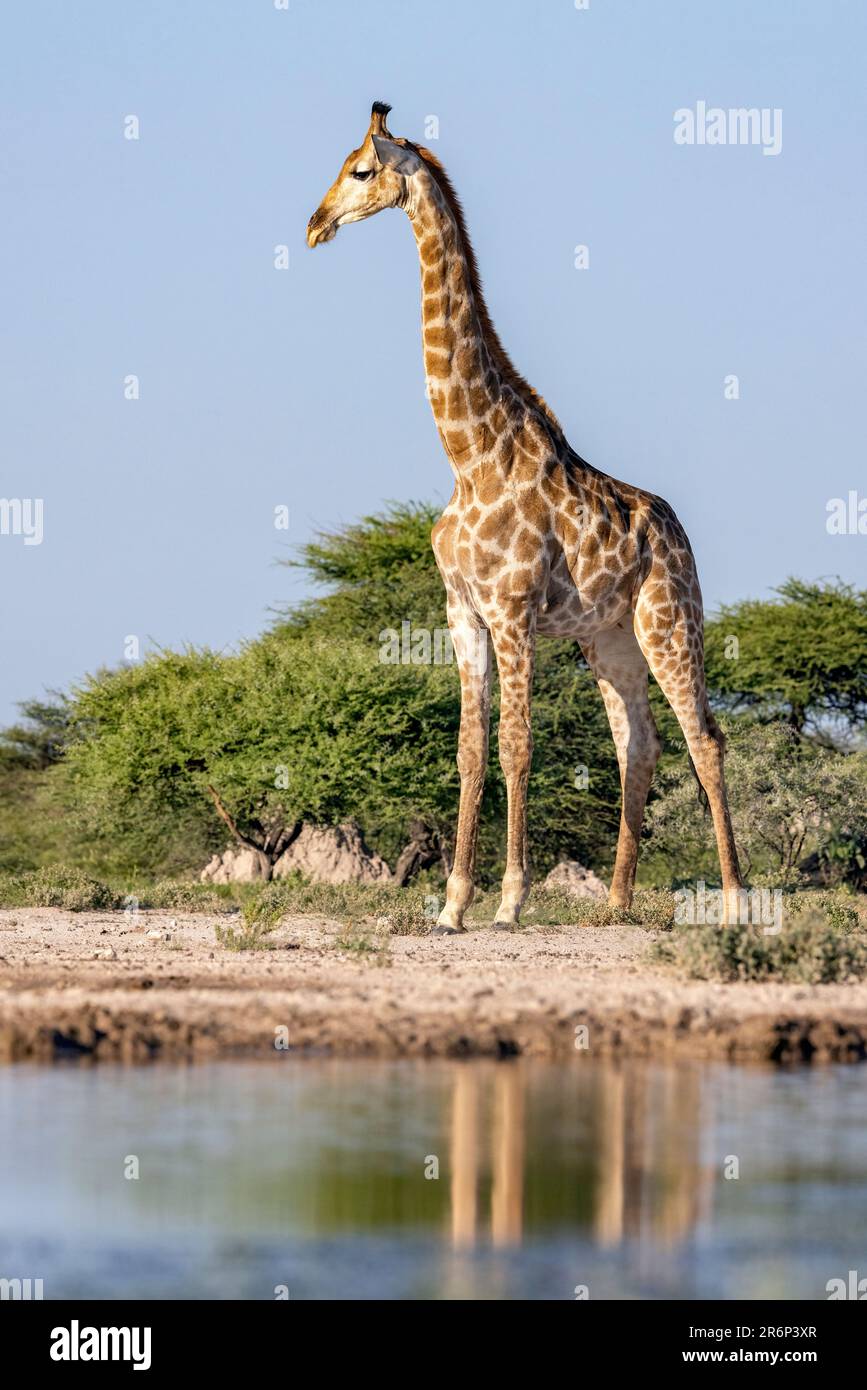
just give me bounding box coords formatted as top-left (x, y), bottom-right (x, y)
top-left (199, 823), bottom-right (392, 886)
top-left (273, 822), bottom-right (392, 885)
top-left (93, 946), bottom-right (116, 960)
top-left (200, 847), bottom-right (273, 884)
top-left (541, 861), bottom-right (608, 901)
top-left (146, 928), bottom-right (171, 942)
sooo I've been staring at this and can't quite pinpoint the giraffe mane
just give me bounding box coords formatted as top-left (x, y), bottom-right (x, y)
top-left (407, 142), bottom-right (562, 433)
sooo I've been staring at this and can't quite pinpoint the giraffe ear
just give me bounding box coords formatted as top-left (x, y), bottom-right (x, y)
top-left (371, 135), bottom-right (422, 175)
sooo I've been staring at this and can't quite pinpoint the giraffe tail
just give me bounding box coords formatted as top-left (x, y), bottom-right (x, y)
top-left (687, 753), bottom-right (709, 814)
top-left (688, 707), bottom-right (725, 814)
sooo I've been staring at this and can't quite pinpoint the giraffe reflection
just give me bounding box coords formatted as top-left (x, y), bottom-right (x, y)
top-left (446, 1062), bottom-right (710, 1249)
top-left (449, 1064), bottom-right (524, 1248)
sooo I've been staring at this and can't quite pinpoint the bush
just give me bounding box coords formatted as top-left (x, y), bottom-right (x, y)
top-left (334, 920), bottom-right (392, 964)
top-left (136, 880), bottom-right (235, 912)
top-left (651, 905), bottom-right (867, 984)
top-left (213, 891), bottom-right (290, 951)
top-left (645, 721), bottom-right (867, 887)
top-left (0, 865), bottom-right (118, 911)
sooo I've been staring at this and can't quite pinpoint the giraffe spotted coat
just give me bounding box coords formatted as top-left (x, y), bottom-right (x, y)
top-left (308, 103), bottom-right (742, 932)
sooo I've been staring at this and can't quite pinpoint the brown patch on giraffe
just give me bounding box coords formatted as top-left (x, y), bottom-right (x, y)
top-left (455, 344), bottom-right (483, 381)
top-left (474, 421), bottom-right (495, 454)
top-left (517, 491), bottom-right (550, 532)
top-left (472, 543), bottom-right (505, 581)
top-left (425, 324), bottom-right (455, 352)
top-left (446, 384), bottom-right (468, 420)
top-left (468, 381), bottom-right (490, 416)
top-left (497, 434), bottom-right (516, 468)
top-left (476, 503), bottom-right (513, 544)
top-left (495, 589), bottom-right (531, 618)
top-left (539, 472), bottom-right (563, 503)
top-left (519, 430), bottom-right (542, 460)
top-left (501, 567), bottom-right (542, 598)
top-left (513, 529), bottom-right (540, 564)
top-left (445, 428), bottom-right (471, 456)
top-left (419, 234), bottom-right (441, 263)
top-left (473, 463), bottom-right (503, 506)
top-left (426, 352), bottom-right (451, 380)
top-left (456, 305), bottom-right (474, 336)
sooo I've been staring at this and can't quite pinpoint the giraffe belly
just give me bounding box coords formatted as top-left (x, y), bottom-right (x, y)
top-left (537, 580), bottom-right (633, 639)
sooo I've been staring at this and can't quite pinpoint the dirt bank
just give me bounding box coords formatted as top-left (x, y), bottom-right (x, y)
top-left (0, 908), bottom-right (865, 1065)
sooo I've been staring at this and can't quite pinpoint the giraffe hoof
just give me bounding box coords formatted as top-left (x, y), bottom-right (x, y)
top-left (493, 921), bottom-right (517, 932)
top-left (430, 925), bottom-right (461, 936)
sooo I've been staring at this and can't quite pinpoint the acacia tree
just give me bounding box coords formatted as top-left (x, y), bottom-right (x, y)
top-left (705, 580), bottom-right (867, 742)
top-left (645, 721), bottom-right (867, 888)
top-left (60, 637), bottom-right (464, 879)
top-left (0, 694), bottom-right (73, 871)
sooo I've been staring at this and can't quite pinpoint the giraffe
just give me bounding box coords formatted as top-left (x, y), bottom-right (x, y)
top-left (307, 103), bottom-right (742, 933)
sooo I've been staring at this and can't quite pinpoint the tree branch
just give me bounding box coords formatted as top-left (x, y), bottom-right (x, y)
top-left (205, 784), bottom-right (263, 853)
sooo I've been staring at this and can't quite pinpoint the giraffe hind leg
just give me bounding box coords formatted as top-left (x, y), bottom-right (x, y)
top-left (633, 584), bottom-right (743, 909)
top-left (583, 624), bottom-right (661, 911)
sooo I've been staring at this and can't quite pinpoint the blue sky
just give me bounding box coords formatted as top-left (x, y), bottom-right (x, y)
top-left (0, 0), bottom-right (864, 723)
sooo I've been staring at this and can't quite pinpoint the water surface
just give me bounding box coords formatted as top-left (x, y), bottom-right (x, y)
top-left (0, 1058), bottom-right (865, 1299)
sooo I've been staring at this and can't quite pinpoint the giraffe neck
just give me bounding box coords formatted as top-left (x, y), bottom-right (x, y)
top-left (406, 164), bottom-right (554, 478)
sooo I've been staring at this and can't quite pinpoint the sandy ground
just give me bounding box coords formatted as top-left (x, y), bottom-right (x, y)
top-left (0, 907), bottom-right (866, 1065)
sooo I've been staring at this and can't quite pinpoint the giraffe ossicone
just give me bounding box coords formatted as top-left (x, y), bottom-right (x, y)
top-left (307, 103), bottom-right (742, 932)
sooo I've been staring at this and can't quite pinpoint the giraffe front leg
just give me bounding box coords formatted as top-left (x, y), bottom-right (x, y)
top-left (491, 618), bottom-right (535, 930)
top-left (433, 613), bottom-right (491, 935)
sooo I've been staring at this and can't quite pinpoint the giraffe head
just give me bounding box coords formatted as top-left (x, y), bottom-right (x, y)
top-left (306, 102), bottom-right (423, 248)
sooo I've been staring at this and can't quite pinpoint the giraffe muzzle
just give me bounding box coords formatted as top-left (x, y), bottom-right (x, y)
top-left (307, 209), bottom-right (337, 247)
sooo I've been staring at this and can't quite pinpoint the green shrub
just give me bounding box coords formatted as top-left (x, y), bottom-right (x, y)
top-left (334, 920), bottom-right (392, 964)
top-left (213, 922), bottom-right (273, 952)
top-left (231, 876), bottom-right (435, 934)
top-left (214, 892), bottom-right (288, 951)
top-left (646, 722), bottom-right (867, 888)
top-left (0, 864), bottom-right (118, 911)
top-left (137, 879), bottom-right (235, 912)
top-left (651, 907), bottom-right (867, 984)
top-left (516, 886), bottom-right (675, 929)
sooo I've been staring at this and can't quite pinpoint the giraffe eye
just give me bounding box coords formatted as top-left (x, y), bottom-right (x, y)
top-left (352, 169), bottom-right (374, 181)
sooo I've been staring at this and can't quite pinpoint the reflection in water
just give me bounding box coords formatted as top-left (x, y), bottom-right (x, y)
top-left (1, 1057), bottom-right (865, 1299)
top-left (594, 1064), bottom-right (714, 1250)
top-left (449, 1066), bottom-right (478, 1247)
top-left (492, 1066), bottom-right (525, 1247)
top-left (446, 1061), bottom-right (711, 1252)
